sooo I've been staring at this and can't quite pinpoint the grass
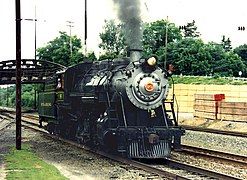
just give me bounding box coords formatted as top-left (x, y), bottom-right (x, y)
top-left (171, 76), bottom-right (247, 85)
top-left (5, 144), bottom-right (67, 180)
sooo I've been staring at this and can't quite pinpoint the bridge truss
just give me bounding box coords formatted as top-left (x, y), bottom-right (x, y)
top-left (0, 59), bottom-right (66, 85)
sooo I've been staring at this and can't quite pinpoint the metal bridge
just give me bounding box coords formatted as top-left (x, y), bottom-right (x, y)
top-left (0, 59), bottom-right (66, 85)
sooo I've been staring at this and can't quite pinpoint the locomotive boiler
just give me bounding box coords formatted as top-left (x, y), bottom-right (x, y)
top-left (38, 49), bottom-right (185, 158)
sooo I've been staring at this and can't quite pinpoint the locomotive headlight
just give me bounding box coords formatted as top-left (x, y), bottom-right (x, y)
top-left (144, 82), bottom-right (155, 92)
top-left (147, 57), bottom-right (157, 66)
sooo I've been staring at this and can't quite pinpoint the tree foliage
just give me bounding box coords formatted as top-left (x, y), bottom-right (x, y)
top-left (206, 42), bottom-right (245, 76)
top-left (234, 44), bottom-right (247, 67)
top-left (86, 52), bottom-right (97, 62)
top-left (37, 31), bottom-right (85, 66)
top-left (221, 35), bottom-right (232, 52)
top-left (142, 20), bottom-right (182, 57)
top-left (99, 19), bottom-right (182, 60)
top-left (99, 20), bottom-right (127, 59)
top-left (0, 85), bottom-right (39, 109)
top-left (182, 20), bottom-right (200, 38)
top-left (98, 19), bottom-right (246, 77)
top-left (167, 40), bottom-right (246, 76)
top-left (167, 38), bottom-right (211, 75)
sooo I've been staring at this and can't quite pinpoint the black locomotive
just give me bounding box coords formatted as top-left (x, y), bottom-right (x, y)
top-left (38, 49), bottom-right (184, 158)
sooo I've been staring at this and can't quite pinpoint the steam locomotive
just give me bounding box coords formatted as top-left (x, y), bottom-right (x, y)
top-left (38, 49), bottom-right (185, 158)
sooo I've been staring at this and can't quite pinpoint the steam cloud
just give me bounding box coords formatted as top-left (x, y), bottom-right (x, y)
top-left (113, 0), bottom-right (143, 50)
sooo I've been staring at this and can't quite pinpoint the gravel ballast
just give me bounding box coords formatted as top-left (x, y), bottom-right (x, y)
top-left (178, 130), bottom-right (247, 179)
top-left (182, 130), bottom-right (247, 156)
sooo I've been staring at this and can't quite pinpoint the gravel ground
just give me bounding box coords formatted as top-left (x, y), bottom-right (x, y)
top-left (178, 113), bottom-right (247, 133)
top-left (27, 133), bottom-right (154, 180)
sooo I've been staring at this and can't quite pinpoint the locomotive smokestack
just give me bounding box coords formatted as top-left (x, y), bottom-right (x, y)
top-left (112, 0), bottom-right (143, 62)
top-left (129, 49), bottom-right (142, 62)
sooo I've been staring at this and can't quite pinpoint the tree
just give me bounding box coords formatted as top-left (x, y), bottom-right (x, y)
top-left (0, 85), bottom-right (37, 108)
top-left (167, 38), bottom-right (211, 75)
top-left (99, 19), bottom-right (182, 61)
top-left (165, 37), bottom-right (246, 77)
top-left (225, 51), bottom-right (246, 77)
top-left (234, 44), bottom-right (247, 67)
top-left (205, 42), bottom-right (245, 76)
top-left (37, 31), bottom-right (85, 66)
top-left (86, 52), bottom-right (97, 62)
top-left (99, 20), bottom-right (127, 59)
top-left (221, 35), bottom-right (232, 52)
top-left (142, 20), bottom-right (182, 57)
top-left (181, 20), bottom-right (200, 38)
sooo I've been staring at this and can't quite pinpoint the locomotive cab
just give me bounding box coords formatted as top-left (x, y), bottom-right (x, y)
top-left (37, 71), bottom-right (65, 133)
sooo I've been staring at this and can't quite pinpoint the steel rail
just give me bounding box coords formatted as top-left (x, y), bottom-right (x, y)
top-left (181, 144), bottom-right (247, 167)
top-left (0, 121), bottom-right (15, 134)
top-left (182, 125), bottom-right (247, 138)
top-left (0, 113), bottom-right (15, 133)
top-left (164, 158), bottom-right (241, 180)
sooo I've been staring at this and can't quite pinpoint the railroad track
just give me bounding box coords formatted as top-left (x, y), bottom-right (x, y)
top-left (0, 111), bottom-right (39, 134)
top-left (22, 113), bottom-right (39, 120)
top-left (0, 110), bottom-right (244, 179)
top-left (19, 119), bottom-right (186, 179)
top-left (1, 108), bottom-right (246, 138)
top-left (0, 114), bottom-right (15, 133)
top-left (180, 144), bottom-right (247, 167)
top-left (19, 114), bottom-right (241, 180)
top-left (153, 158), bottom-right (240, 180)
top-left (182, 125), bottom-right (247, 138)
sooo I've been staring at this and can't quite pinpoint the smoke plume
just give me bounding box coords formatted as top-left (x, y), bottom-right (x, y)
top-left (113, 0), bottom-right (143, 50)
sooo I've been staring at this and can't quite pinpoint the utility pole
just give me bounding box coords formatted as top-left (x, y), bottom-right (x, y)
top-left (6, 86), bottom-right (9, 107)
top-left (164, 16), bottom-right (168, 69)
top-left (15, 0), bottom-right (22, 150)
top-left (84, 0), bottom-right (87, 54)
top-left (23, 4), bottom-right (37, 60)
top-left (67, 21), bottom-right (74, 59)
top-left (34, 5), bottom-right (37, 60)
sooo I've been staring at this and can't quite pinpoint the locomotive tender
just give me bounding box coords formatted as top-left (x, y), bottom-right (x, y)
top-left (38, 49), bottom-right (184, 158)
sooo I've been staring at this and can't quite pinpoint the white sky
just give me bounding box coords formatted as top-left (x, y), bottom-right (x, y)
top-left (0, 0), bottom-right (247, 60)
